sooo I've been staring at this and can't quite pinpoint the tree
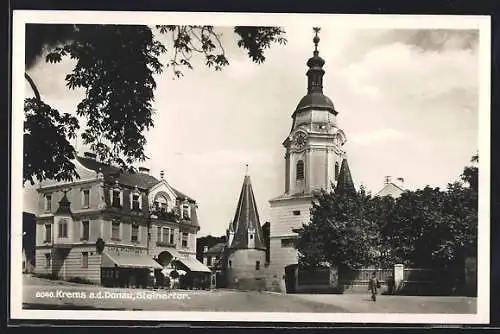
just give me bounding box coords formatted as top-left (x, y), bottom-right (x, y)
top-left (383, 154), bottom-right (478, 270)
top-left (461, 152), bottom-right (478, 192)
top-left (295, 187), bottom-right (380, 270)
top-left (24, 24), bottom-right (287, 185)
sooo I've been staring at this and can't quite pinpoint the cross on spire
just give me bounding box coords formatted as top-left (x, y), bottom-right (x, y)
top-left (245, 164), bottom-right (249, 176)
top-left (313, 27), bottom-right (321, 52)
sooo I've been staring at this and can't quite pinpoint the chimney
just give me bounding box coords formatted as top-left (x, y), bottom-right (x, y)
top-left (396, 177), bottom-right (405, 188)
top-left (138, 167), bottom-right (150, 174)
top-left (160, 170), bottom-right (165, 180)
top-left (384, 176), bottom-right (392, 185)
top-left (84, 152), bottom-right (97, 160)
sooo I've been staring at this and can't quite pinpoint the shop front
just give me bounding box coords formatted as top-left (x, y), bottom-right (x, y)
top-left (101, 252), bottom-right (163, 288)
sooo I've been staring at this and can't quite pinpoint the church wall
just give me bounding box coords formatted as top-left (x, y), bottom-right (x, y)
top-left (226, 249), bottom-right (267, 290)
top-left (269, 237), bottom-right (299, 274)
top-left (269, 198), bottom-right (312, 237)
top-left (310, 149), bottom-right (327, 190)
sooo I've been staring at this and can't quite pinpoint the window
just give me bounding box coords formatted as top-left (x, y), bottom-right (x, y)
top-left (82, 189), bottom-right (90, 208)
top-left (182, 204), bottom-right (190, 219)
top-left (111, 221), bottom-right (120, 240)
top-left (281, 238), bottom-right (296, 248)
top-left (81, 252), bottom-right (89, 268)
top-left (293, 210), bottom-right (301, 216)
top-left (112, 190), bottom-right (121, 207)
top-left (44, 224), bottom-right (52, 242)
top-left (45, 253), bottom-right (51, 268)
top-left (229, 260), bottom-right (232, 268)
top-left (335, 161), bottom-right (339, 180)
top-left (169, 231), bottom-right (175, 244)
top-left (162, 228), bottom-right (170, 244)
top-left (58, 219), bottom-right (68, 238)
top-left (154, 195), bottom-right (168, 213)
top-left (82, 221), bottom-right (90, 241)
top-left (181, 232), bottom-right (189, 248)
top-left (296, 160), bottom-right (304, 180)
top-left (23, 260), bottom-right (26, 271)
top-left (256, 261), bottom-right (260, 270)
top-left (131, 224), bottom-right (139, 242)
top-left (132, 194), bottom-right (140, 211)
top-left (250, 234), bottom-right (254, 240)
top-left (207, 256), bottom-right (212, 266)
top-left (157, 226), bottom-right (162, 241)
top-left (44, 194), bottom-right (52, 212)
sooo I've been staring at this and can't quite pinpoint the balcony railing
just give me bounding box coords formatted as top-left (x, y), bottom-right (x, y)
top-left (151, 209), bottom-right (180, 222)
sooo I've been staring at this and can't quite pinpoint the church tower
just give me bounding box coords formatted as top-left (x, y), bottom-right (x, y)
top-left (268, 28), bottom-right (352, 279)
top-left (224, 169), bottom-right (267, 290)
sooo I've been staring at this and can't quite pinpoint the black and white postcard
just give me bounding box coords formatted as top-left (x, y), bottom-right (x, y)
top-left (10, 11), bottom-right (491, 324)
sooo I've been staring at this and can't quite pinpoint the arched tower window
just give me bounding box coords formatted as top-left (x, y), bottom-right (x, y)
top-left (335, 161), bottom-right (339, 180)
top-left (296, 160), bottom-right (305, 180)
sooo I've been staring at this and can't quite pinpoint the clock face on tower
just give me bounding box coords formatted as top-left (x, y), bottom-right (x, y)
top-left (293, 131), bottom-right (307, 149)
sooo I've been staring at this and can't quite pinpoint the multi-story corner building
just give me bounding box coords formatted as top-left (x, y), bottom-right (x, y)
top-left (34, 152), bottom-right (210, 287)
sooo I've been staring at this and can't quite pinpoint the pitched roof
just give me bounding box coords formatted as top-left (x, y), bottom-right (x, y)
top-left (55, 192), bottom-right (73, 217)
top-left (336, 158), bottom-right (356, 196)
top-left (76, 155), bottom-right (195, 202)
top-left (375, 182), bottom-right (405, 198)
top-left (206, 242), bottom-right (226, 255)
top-left (227, 175), bottom-right (266, 250)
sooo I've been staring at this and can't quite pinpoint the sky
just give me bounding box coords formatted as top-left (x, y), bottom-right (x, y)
top-left (22, 24), bottom-right (481, 237)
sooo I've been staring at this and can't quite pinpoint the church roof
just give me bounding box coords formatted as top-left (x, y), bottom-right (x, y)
top-left (336, 158), bottom-right (356, 196)
top-left (375, 182), bottom-right (405, 198)
top-left (294, 28), bottom-right (337, 115)
top-left (227, 174), bottom-right (266, 250)
top-left (295, 92), bottom-right (336, 113)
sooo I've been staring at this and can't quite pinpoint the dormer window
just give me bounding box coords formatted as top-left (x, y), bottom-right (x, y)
top-left (111, 189), bottom-right (122, 208)
top-left (44, 194), bottom-right (52, 212)
top-left (154, 195), bottom-right (168, 213)
top-left (182, 203), bottom-right (190, 220)
top-left (296, 160), bottom-right (305, 180)
top-left (82, 189), bottom-right (90, 208)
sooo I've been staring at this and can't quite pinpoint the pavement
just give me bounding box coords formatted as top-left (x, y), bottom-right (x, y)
top-left (22, 275), bottom-right (476, 313)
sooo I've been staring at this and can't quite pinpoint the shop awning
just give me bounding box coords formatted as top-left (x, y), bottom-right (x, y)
top-left (102, 252), bottom-right (163, 270)
top-left (175, 257), bottom-right (212, 273)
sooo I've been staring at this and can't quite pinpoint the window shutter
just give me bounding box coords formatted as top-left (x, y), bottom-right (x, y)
top-left (129, 192), bottom-right (133, 209)
top-left (109, 190), bottom-right (113, 206)
top-left (119, 191), bottom-right (123, 207)
top-left (139, 194), bottom-right (143, 210)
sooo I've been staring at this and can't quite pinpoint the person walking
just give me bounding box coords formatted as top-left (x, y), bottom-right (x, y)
top-left (368, 272), bottom-right (380, 301)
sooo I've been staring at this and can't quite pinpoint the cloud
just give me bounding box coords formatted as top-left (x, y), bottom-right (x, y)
top-left (349, 128), bottom-right (409, 146)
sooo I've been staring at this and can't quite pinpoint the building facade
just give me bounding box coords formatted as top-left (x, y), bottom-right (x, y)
top-left (268, 29), bottom-right (353, 280)
top-left (34, 152), bottom-right (209, 287)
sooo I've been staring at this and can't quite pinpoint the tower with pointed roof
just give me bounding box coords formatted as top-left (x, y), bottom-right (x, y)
top-left (224, 171), bottom-right (267, 290)
top-left (268, 28), bottom-right (355, 281)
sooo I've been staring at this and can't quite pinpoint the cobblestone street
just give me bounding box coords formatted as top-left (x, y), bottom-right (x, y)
top-left (22, 275), bottom-right (475, 313)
